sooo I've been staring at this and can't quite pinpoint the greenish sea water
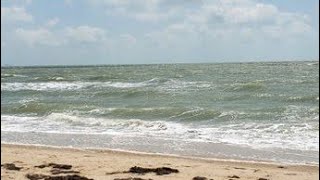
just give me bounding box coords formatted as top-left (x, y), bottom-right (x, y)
top-left (1, 61), bottom-right (319, 164)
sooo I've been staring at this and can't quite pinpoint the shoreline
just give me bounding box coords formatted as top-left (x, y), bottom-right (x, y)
top-left (1, 143), bottom-right (319, 180)
top-left (2, 131), bottom-right (318, 165)
top-left (2, 142), bottom-right (319, 167)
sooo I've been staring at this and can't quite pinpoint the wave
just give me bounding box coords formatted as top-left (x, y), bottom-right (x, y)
top-left (1, 79), bottom-right (211, 92)
top-left (93, 88), bottom-right (163, 98)
top-left (1, 82), bottom-right (87, 91)
top-left (278, 105), bottom-right (319, 123)
top-left (225, 81), bottom-right (266, 92)
top-left (87, 75), bottom-right (115, 81)
top-left (0, 82), bottom-right (145, 92)
top-left (1, 73), bottom-right (28, 78)
top-left (161, 79), bottom-right (211, 91)
top-left (1, 113), bottom-right (181, 133)
top-left (33, 76), bottom-right (66, 81)
top-left (258, 78), bottom-right (319, 84)
top-left (307, 62), bottom-right (319, 66)
top-left (1, 101), bottom-right (63, 116)
top-left (285, 95), bottom-right (319, 103)
top-left (197, 121), bottom-right (319, 151)
top-left (2, 63), bottom-right (318, 153)
top-left (86, 107), bottom-right (222, 121)
top-left (227, 94), bottom-right (320, 103)
top-left (1, 113), bottom-right (318, 151)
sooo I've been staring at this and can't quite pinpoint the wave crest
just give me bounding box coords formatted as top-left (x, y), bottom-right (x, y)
top-left (226, 81), bottom-right (266, 92)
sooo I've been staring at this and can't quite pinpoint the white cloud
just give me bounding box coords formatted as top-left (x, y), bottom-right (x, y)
top-left (287, 21), bottom-right (312, 34)
top-left (92, 0), bottom-right (313, 40)
top-left (191, 1), bottom-right (310, 27)
top-left (24, 0), bottom-right (32, 5)
top-left (45, 18), bottom-right (60, 27)
top-left (220, 3), bottom-right (278, 24)
top-left (1, 7), bottom-right (33, 23)
top-left (15, 28), bottom-right (63, 46)
top-left (132, 11), bottom-right (173, 22)
top-left (149, 0), bottom-right (313, 43)
top-left (141, 0), bottom-right (315, 53)
top-left (65, 26), bottom-right (107, 43)
top-left (64, 0), bottom-right (73, 6)
top-left (98, 0), bottom-right (160, 8)
top-left (92, 0), bottom-right (182, 22)
top-left (120, 34), bottom-right (137, 44)
top-left (15, 25), bottom-right (108, 47)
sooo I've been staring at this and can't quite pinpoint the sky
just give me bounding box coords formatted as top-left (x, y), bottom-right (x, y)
top-left (1, 0), bottom-right (319, 66)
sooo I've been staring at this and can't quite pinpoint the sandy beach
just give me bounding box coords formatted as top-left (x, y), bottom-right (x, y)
top-left (1, 144), bottom-right (318, 180)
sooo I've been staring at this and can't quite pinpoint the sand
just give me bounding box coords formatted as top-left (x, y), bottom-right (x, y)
top-left (1, 144), bottom-right (319, 180)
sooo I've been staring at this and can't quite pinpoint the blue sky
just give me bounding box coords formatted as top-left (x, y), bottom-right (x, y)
top-left (1, 0), bottom-right (319, 66)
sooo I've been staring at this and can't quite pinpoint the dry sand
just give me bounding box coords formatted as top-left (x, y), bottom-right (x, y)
top-left (1, 144), bottom-right (318, 180)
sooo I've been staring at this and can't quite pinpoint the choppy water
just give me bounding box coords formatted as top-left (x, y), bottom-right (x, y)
top-left (1, 61), bottom-right (319, 164)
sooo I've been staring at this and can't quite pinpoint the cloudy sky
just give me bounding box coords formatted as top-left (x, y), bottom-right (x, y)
top-left (1, 0), bottom-right (319, 66)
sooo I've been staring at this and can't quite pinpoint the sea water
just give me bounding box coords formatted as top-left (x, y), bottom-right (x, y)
top-left (1, 61), bottom-right (319, 164)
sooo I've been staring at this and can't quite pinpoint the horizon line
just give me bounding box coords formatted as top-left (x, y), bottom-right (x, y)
top-left (1, 59), bottom-right (319, 68)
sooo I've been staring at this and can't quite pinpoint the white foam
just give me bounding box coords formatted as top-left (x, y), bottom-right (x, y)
top-left (49, 77), bottom-right (65, 81)
top-left (1, 81), bottom-right (149, 91)
top-left (1, 78), bottom-right (213, 92)
top-left (1, 74), bottom-right (28, 78)
top-left (1, 82), bottom-right (87, 91)
top-left (106, 82), bottom-right (148, 88)
top-left (1, 110), bottom-right (319, 152)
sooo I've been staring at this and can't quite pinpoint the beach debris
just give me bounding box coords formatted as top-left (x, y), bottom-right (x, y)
top-left (50, 169), bottom-right (80, 175)
top-left (106, 171), bottom-right (124, 175)
top-left (228, 175), bottom-right (240, 179)
top-left (277, 166), bottom-right (285, 169)
top-left (35, 163), bottom-right (72, 170)
top-left (192, 176), bottom-right (210, 180)
top-left (50, 163), bottom-right (72, 170)
top-left (257, 178), bottom-right (269, 180)
top-left (128, 166), bottom-right (179, 175)
top-left (233, 167), bottom-right (246, 170)
top-left (106, 166), bottom-right (179, 176)
top-left (45, 175), bottom-right (94, 180)
top-left (1, 163), bottom-right (23, 171)
top-left (34, 164), bottom-right (47, 168)
top-left (26, 174), bottom-right (94, 180)
top-left (26, 174), bottom-right (48, 180)
top-left (114, 178), bottom-right (153, 180)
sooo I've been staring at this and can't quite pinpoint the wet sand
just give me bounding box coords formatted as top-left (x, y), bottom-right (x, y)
top-left (1, 144), bottom-right (319, 180)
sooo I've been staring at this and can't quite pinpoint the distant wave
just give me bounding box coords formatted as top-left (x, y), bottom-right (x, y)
top-left (224, 94), bottom-right (320, 103)
top-left (33, 76), bottom-right (66, 81)
top-left (1, 82), bottom-right (88, 91)
top-left (1, 73), bottom-right (28, 78)
top-left (225, 81), bottom-right (266, 92)
top-left (1, 78), bottom-right (212, 92)
top-left (285, 95), bottom-right (319, 103)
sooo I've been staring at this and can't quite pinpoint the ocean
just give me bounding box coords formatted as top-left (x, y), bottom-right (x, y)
top-left (1, 61), bottom-right (319, 164)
